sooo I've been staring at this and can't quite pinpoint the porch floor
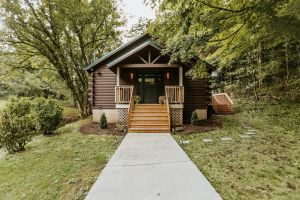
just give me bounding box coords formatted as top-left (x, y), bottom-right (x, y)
top-left (85, 133), bottom-right (222, 200)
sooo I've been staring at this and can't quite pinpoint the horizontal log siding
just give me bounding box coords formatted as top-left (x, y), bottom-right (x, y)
top-left (183, 77), bottom-right (210, 122)
top-left (93, 66), bottom-right (116, 109)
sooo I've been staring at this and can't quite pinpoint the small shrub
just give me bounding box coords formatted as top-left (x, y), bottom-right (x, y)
top-left (99, 113), bottom-right (108, 129)
top-left (0, 97), bottom-right (34, 153)
top-left (191, 111), bottom-right (199, 125)
top-left (33, 98), bottom-right (63, 135)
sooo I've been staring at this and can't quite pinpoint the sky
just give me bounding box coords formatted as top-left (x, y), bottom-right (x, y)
top-left (121, 0), bottom-right (156, 35)
top-left (0, 0), bottom-right (156, 35)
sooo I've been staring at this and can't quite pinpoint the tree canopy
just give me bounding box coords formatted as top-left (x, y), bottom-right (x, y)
top-left (147, 0), bottom-right (300, 100)
top-left (0, 0), bottom-right (125, 116)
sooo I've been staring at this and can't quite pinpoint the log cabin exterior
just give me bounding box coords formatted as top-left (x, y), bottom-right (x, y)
top-left (85, 34), bottom-right (213, 133)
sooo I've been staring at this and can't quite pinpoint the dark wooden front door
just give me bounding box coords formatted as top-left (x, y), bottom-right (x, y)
top-left (137, 72), bottom-right (164, 103)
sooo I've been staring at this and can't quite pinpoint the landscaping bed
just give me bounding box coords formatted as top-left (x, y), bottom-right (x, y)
top-left (173, 118), bottom-right (221, 134)
top-left (79, 121), bottom-right (126, 136)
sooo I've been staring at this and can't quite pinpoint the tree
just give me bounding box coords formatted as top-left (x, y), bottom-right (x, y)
top-left (126, 17), bottom-right (151, 39)
top-left (147, 0), bottom-right (300, 100)
top-left (0, 0), bottom-right (125, 116)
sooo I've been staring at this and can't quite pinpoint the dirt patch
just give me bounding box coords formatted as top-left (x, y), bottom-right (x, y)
top-left (175, 118), bottom-right (221, 134)
top-left (79, 121), bottom-right (126, 136)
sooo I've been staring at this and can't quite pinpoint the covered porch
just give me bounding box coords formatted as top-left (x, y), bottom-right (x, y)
top-left (114, 64), bottom-right (185, 131)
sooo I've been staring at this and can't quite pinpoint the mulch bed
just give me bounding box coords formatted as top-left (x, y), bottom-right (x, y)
top-left (174, 118), bottom-right (222, 134)
top-left (80, 118), bottom-right (221, 135)
top-left (79, 121), bottom-right (126, 136)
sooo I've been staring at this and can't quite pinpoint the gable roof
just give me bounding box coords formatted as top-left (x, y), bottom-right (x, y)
top-left (107, 39), bottom-right (162, 67)
top-left (85, 33), bottom-right (215, 71)
top-left (85, 34), bottom-right (149, 71)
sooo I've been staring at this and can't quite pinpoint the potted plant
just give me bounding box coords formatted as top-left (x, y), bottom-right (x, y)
top-left (159, 96), bottom-right (166, 104)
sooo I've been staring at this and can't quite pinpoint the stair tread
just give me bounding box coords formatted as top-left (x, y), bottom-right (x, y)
top-left (130, 123), bottom-right (169, 126)
top-left (129, 104), bottom-right (170, 132)
top-left (128, 128), bottom-right (170, 130)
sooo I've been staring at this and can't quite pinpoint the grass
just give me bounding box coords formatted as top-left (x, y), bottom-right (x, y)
top-left (174, 101), bottom-right (300, 200)
top-left (0, 97), bottom-right (7, 109)
top-left (63, 106), bottom-right (80, 118)
top-left (0, 119), bottom-right (123, 200)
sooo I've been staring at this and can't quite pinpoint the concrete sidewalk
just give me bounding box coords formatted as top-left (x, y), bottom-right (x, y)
top-left (85, 133), bottom-right (222, 200)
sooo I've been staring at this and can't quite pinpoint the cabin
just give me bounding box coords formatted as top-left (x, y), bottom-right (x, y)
top-left (85, 34), bottom-right (214, 133)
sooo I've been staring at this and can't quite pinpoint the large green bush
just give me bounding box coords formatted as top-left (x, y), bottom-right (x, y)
top-left (33, 98), bottom-right (63, 135)
top-left (0, 97), bottom-right (35, 153)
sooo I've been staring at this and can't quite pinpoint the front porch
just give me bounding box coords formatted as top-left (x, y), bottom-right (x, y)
top-left (115, 84), bottom-right (184, 133)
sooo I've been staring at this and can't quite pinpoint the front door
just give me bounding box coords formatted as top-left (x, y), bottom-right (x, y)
top-left (137, 72), bottom-right (164, 103)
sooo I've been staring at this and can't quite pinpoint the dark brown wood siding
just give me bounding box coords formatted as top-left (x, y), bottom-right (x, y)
top-left (93, 65), bottom-right (116, 109)
top-left (183, 77), bottom-right (210, 122)
top-left (91, 64), bottom-right (211, 122)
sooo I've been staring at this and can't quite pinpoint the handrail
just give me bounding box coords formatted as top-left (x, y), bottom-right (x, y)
top-left (165, 86), bottom-right (184, 104)
top-left (127, 86), bottom-right (134, 129)
top-left (212, 93), bottom-right (233, 114)
top-left (115, 85), bottom-right (133, 103)
top-left (164, 86), bottom-right (171, 130)
top-left (212, 93), bottom-right (233, 105)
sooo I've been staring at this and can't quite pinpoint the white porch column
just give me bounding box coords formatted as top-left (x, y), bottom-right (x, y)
top-left (179, 66), bottom-right (183, 86)
top-left (116, 67), bottom-right (120, 86)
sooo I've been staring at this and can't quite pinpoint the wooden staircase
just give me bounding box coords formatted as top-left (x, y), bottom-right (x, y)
top-left (128, 104), bottom-right (171, 133)
top-left (212, 93), bottom-right (233, 115)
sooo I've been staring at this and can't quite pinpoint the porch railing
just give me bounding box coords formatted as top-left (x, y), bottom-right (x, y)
top-left (212, 93), bottom-right (233, 113)
top-left (165, 86), bottom-right (184, 104)
top-left (164, 87), bottom-right (171, 130)
top-left (115, 85), bottom-right (134, 103)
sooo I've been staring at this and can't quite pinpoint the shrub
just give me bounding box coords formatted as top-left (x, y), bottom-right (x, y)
top-left (191, 111), bottom-right (199, 125)
top-left (99, 113), bottom-right (108, 129)
top-left (33, 98), bottom-right (63, 135)
top-left (0, 97), bottom-right (35, 153)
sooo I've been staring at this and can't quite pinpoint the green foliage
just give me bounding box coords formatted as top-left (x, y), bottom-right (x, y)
top-left (0, 119), bottom-right (123, 200)
top-left (126, 17), bottom-right (151, 38)
top-left (0, 97), bottom-right (34, 153)
top-left (33, 98), bottom-right (63, 135)
top-left (191, 111), bottom-right (199, 125)
top-left (148, 0), bottom-right (300, 100)
top-left (99, 113), bottom-right (108, 129)
top-left (0, 0), bottom-right (125, 116)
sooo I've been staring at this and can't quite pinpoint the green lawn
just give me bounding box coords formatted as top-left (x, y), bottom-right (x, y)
top-left (174, 101), bottom-right (300, 200)
top-left (63, 106), bottom-right (80, 118)
top-left (0, 120), bottom-right (123, 200)
top-left (0, 99), bottom-right (6, 109)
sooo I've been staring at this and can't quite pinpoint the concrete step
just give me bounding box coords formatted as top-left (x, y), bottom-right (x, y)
top-left (128, 127), bottom-right (170, 133)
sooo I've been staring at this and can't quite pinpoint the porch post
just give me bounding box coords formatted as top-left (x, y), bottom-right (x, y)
top-left (179, 66), bottom-right (183, 86)
top-left (116, 67), bottom-right (120, 86)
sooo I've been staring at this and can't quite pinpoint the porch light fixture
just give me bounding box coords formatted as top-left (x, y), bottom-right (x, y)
top-left (166, 72), bottom-right (170, 80)
top-left (130, 72), bottom-right (134, 80)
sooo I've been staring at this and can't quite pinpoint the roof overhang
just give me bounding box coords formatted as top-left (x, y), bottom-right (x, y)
top-left (107, 40), bottom-right (162, 68)
top-left (85, 34), bottom-right (148, 71)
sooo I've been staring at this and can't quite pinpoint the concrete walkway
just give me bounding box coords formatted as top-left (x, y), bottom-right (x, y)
top-left (85, 133), bottom-right (222, 200)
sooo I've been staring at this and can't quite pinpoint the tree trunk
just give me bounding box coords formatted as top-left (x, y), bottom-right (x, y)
top-left (285, 41), bottom-right (289, 82)
top-left (257, 42), bottom-right (262, 88)
top-left (296, 44), bottom-right (300, 73)
top-left (253, 72), bottom-right (259, 101)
